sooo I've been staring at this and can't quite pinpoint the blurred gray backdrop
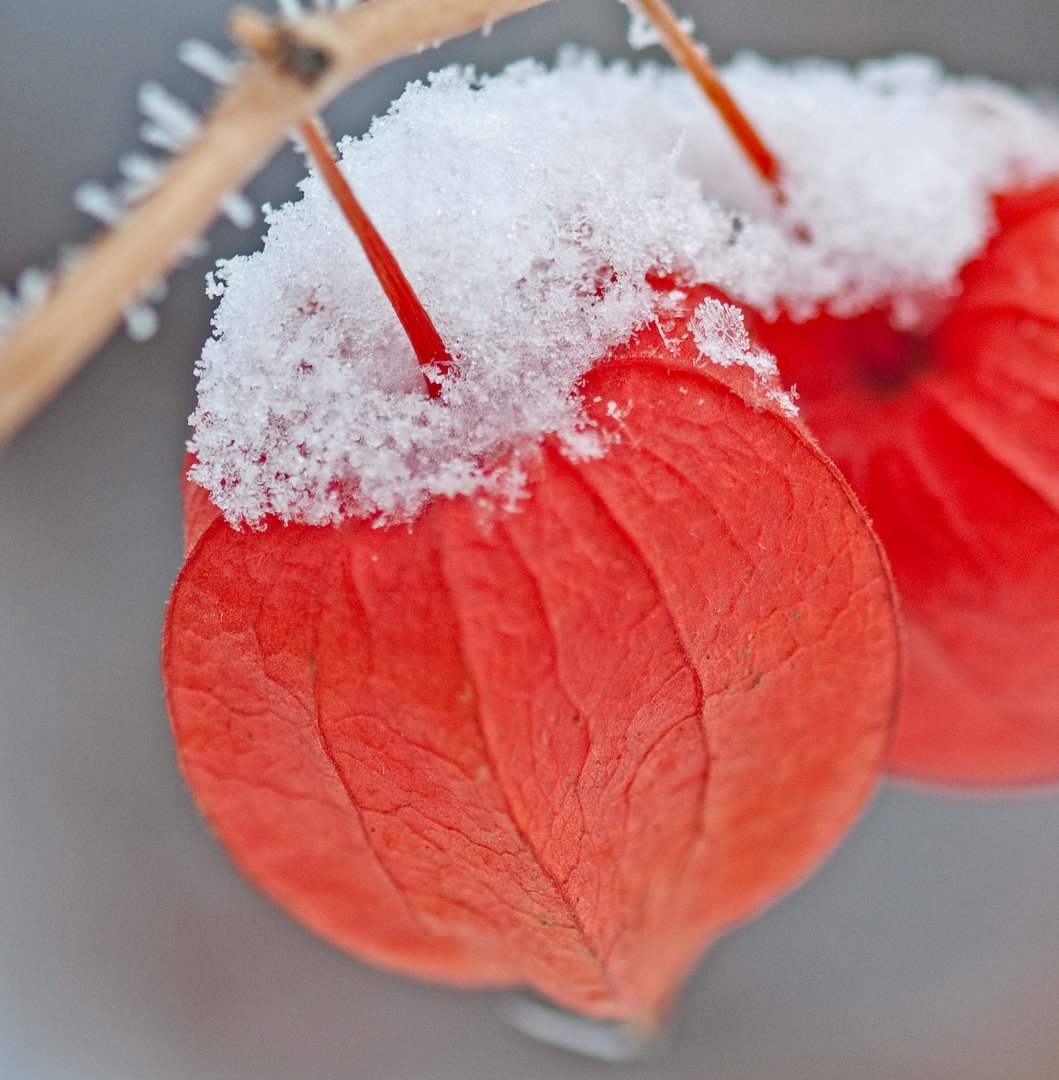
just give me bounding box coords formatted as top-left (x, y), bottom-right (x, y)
top-left (3, 2), bottom-right (1059, 1078)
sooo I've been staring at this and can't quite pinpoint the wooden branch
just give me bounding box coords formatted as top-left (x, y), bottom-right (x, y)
top-left (0, 0), bottom-right (553, 446)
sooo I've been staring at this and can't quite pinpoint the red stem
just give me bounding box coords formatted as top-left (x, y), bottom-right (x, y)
top-left (633, 0), bottom-right (783, 195)
top-left (298, 118), bottom-right (453, 398)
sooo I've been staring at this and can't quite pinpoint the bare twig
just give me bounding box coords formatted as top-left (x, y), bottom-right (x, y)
top-left (0, 0), bottom-right (552, 446)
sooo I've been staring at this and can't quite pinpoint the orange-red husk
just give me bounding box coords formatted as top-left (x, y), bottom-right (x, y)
top-left (163, 289), bottom-right (900, 1021)
top-left (752, 180), bottom-right (1059, 787)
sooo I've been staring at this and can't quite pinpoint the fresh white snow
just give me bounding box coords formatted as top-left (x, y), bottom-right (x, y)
top-left (188, 51), bottom-right (1059, 526)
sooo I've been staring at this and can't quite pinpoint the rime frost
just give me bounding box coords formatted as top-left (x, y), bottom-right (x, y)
top-left (0, 268), bottom-right (52, 344)
top-left (618, 0), bottom-right (696, 52)
top-left (189, 52), bottom-right (1059, 526)
top-left (178, 39), bottom-right (238, 86)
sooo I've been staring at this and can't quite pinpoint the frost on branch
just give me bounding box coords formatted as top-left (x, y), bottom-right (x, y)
top-left (0, 270), bottom-right (52, 344)
top-left (188, 52), bottom-right (1059, 528)
top-left (618, 0), bottom-right (696, 51)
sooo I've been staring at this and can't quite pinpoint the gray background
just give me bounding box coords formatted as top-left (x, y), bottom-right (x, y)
top-left (3, 1), bottom-right (1059, 1078)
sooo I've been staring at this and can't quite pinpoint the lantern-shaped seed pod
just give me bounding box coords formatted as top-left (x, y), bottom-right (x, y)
top-left (162, 65), bottom-right (899, 1021)
top-left (754, 180), bottom-right (1059, 786)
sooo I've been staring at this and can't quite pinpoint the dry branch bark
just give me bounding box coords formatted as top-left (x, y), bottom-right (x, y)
top-left (0, 0), bottom-right (553, 445)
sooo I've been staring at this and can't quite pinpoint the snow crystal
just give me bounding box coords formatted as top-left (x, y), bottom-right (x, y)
top-left (690, 297), bottom-right (796, 417)
top-left (119, 153), bottom-right (165, 201)
top-left (74, 182), bottom-right (124, 226)
top-left (178, 39), bottom-right (238, 86)
top-left (190, 52), bottom-right (1059, 526)
top-left (123, 301), bottom-right (160, 343)
top-left (0, 290), bottom-right (20, 339)
top-left (618, 1), bottom-right (696, 52)
top-left (138, 82), bottom-right (201, 153)
top-left (690, 297), bottom-right (753, 367)
top-left (0, 267), bottom-right (53, 343)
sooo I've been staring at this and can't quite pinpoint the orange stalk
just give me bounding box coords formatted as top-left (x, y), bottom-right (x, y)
top-left (631, 0), bottom-right (782, 193)
top-left (297, 119), bottom-right (452, 398)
